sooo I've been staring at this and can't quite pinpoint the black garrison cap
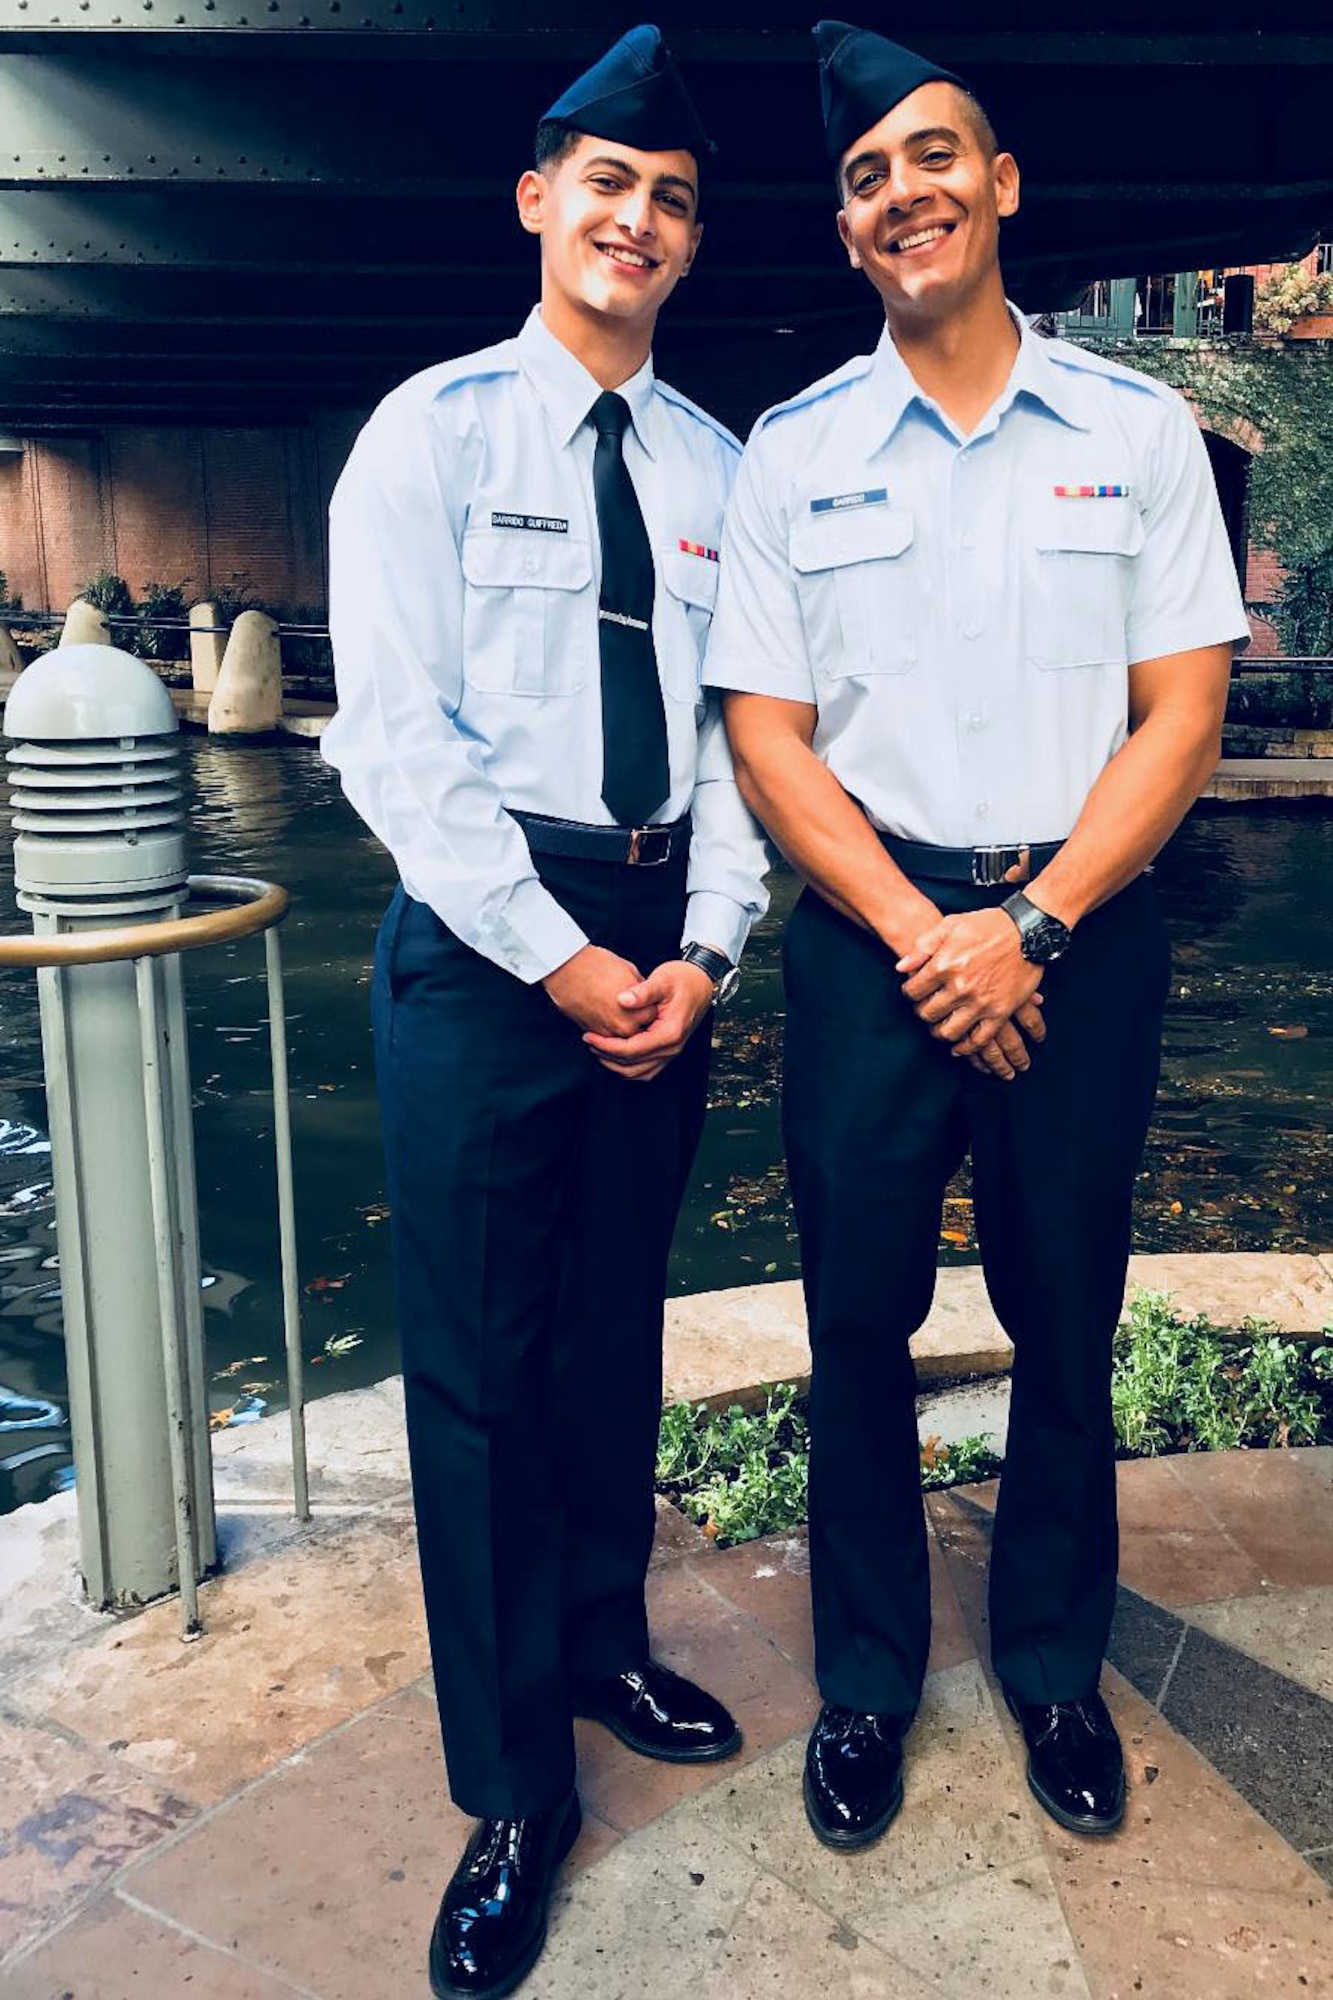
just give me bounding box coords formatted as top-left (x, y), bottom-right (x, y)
top-left (541, 24), bottom-right (715, 159)
top-left (814, 20), bottom-right (965, 164)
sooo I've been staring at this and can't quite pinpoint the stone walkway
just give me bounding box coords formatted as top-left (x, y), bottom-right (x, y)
top-left (3, 1434), bottom-right (1333, 1998)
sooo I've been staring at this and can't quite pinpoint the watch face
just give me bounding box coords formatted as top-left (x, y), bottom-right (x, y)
top-left (1030, 917), bottom-right (1069, 964)
top-left (715, 966), bottom-right (741, 1005)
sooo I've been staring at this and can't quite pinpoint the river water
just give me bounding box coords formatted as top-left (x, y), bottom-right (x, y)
top-left (1, 740), bottom-right (1330, 1515)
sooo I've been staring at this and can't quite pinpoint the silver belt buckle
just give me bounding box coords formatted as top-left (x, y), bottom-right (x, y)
top-left (626, 826), bottom-right (671, 867)
top-left (971, 844), bottom-right (1031, 887)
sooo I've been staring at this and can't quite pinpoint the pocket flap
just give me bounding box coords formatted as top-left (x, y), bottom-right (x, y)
top-left (1034, 497), bottom-right (1144, 557)
top-left (462, 529), bottom-right (593, 591)
top-left (790, 507), bottom-right (914, 573)
top-left (661, 547), bottom-right (719, 610)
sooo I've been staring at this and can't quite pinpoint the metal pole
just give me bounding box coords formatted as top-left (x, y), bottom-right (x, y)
top-left (161, 946), bottom-right (217, 1572)
top-left (134, 953), bottom-right (202, 1639)
top-left (34, 960), bottom-right (111, 1601)
top-left (264, 925), bottom-right (309, 1522)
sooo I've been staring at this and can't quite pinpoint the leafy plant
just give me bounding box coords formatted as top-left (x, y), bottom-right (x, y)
top-left (919, 1432), bottom-right (1003, 1491)
top-left (79, 569), bottom-right (134, 622)
top-left (1272, 553), bottom-right (1333, 658)
top-left (210, 574), bottom-right (267, 627)
top-left (656, 1385), bottom-right (998, 1547)
top-left (134, 579), bottom-right (190, 661)
top-left (280, 601), bottom-right (334, 681)
top-left (1111, 1292), bottom-right (1331, 1456)
top-left (1254, 267), bottom-right (1333, 337)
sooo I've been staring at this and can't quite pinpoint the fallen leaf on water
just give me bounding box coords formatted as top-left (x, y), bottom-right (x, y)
top-left (1168, 1201), bottom-right (1183, 1215)
top-left (324, 1332), bottom-right (364, 1357)
top-left (1268, 1025), bottom-right (1308, 1040)
top-left (919, 1435), bottom-right (945, 1470)
top-left (305, 1273), bottom-right (350, 1294)
top-left (209, 1406), bottom-right (235, 1431)
top-left (940, 1229), bottom-right (969, 1246)
top-left (702, 1520), bottom-right (720, 1541)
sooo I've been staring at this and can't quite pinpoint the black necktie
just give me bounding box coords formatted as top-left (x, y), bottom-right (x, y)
top-left (589, 390), bottom-right (669, 827)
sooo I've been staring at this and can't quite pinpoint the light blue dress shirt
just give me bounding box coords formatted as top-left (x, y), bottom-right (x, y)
top-left (704, 311), bottom-right (1251, 848)
top-left (324, 306), bottom-right (769, 984)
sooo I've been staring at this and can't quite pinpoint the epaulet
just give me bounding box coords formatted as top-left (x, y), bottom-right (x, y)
top-left (375, 340), bottom-right (520, 417)
top-left (1043, 337), bottom-right (1175, 402)
top-left (655, 380), bottom-right (742, 454)
top-left (755, 351), bottom-right (876, 432)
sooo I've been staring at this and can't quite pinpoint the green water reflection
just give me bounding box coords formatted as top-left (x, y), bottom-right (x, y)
top-left (0, 740), bottom-right (1329, 1514)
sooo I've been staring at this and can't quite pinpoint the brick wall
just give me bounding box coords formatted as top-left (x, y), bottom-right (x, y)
top-left (0, 423), bottom-right (333, 618)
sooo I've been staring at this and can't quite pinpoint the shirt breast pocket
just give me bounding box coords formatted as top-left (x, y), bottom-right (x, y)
top-left (659, 547), bottom-right (718, 703)
top-left (460, 529), bottom-right (593, 696)
top-left (1028, 499), bottom-right (1144, 670)
top-left (789, 508), bottom-right (918, 677)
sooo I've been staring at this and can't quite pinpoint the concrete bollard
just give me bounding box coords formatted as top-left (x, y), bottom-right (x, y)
top-left (189, 601), bottom-right (226, 695)
top-left (60, 599), bottom-right (111, 647)
top-left (208, 610), bottom-right (282, 735)
top-left (0, 623), bottom-right (22, 680)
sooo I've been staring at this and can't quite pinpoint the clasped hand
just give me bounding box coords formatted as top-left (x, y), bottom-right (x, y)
top-left (543, 945), bottom-right (715, 1083)
top-left (896, 908), bottom-right (1045, 1082)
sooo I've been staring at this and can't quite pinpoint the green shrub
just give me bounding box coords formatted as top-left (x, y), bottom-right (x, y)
top-left (80, 569), bottom-right (134, 623)
top-left (656, 1384), bottom-right (998, 1547)
top-left (211, 575), bottom-right (269, 627)
top-left (135, 579), bottom-right (190, 661)
top-left (1111, 1292), bottom-right (1330, 1455)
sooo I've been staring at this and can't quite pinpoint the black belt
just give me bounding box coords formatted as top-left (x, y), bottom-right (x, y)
top-left (881, 834), bottom-right (1065, 887)
top-left (511, 810), bottom-right (691, 869)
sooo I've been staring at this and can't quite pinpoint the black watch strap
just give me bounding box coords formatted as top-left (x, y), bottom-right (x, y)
top-left (680, 942), bottom-right (734, 986)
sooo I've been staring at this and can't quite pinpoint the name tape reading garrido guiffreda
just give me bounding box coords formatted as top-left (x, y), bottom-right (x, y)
top-left (492, 511), bottom-right (570, 533)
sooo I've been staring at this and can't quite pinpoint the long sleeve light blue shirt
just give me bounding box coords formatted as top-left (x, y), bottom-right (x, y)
top-left (324, 306), bottom-right (770, 983)
top-left (704, 311), bottom-right (1251, 848)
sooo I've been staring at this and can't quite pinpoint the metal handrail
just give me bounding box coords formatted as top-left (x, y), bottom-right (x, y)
top-left (0, 873), bottom-right (308, 1637)
top-left (0, 877), bottom-right (289, 967)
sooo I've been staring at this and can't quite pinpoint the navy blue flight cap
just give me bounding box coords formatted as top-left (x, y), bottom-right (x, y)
top-left (541, 23), bottom-right (714, 159)
top-left (814, 20), bottom-right (965, 165)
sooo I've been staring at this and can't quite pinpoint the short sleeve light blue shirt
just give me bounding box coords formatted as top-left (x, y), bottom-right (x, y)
top-left (324, 306), bottom-right (769, 983)
top-left (704, 311), bottom-right (1251, 848)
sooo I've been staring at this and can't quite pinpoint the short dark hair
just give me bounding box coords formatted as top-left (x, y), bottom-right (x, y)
top-left (836, 85), bottom-right (1000, 200)
top-left (533, 118), bottom-right (704, 207)
top-left (534, 120), bottom-right (584, 173)
top-left (961, 90), bottom-right (998, 159)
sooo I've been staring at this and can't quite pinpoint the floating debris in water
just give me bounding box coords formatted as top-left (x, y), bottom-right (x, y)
top-left (323, 1331), bottom-right (363, 1357)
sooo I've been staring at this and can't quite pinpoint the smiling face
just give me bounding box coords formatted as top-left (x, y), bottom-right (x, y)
top-left (517, 132), bottom-right (703, 330)
top-left (835, 81), bottom-right (1019, 328)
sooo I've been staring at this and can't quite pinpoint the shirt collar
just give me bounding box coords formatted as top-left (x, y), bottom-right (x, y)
top-left (516, 305), bottom-right (658, 459)
top-left (860, 301), bottom-right (1089, 449)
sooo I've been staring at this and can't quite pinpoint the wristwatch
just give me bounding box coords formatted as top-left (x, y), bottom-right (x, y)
top-left (1001, 891), bottom-right (1072, 966)
top-left (681, 941), bottom-right (741, 1006)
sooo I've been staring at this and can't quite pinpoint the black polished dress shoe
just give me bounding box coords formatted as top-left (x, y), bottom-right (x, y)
top-left (803, 1703), bottom-right (909, 1849)
top-left (429, 1792), bottom-right (581, 1999)
top-left (573, 1659), bottom-right (741, 1763)
top-left (1004, 1688), bottom-right (1126, 1834)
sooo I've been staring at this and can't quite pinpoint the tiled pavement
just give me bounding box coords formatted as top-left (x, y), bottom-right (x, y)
top-left (4, 1450), bottom-right (1333, 1998)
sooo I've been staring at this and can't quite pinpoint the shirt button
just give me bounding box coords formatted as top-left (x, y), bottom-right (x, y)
top-left (975, 800), bottom-right (990, 819)
top-left (968, 712), bottom-right (986, 732)
top-left (964, 620), bottom-right (982, 639)
top-left (960, 533), bottom-right (977, 551)
top-left (523, 552), bottom-right (540, 576)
